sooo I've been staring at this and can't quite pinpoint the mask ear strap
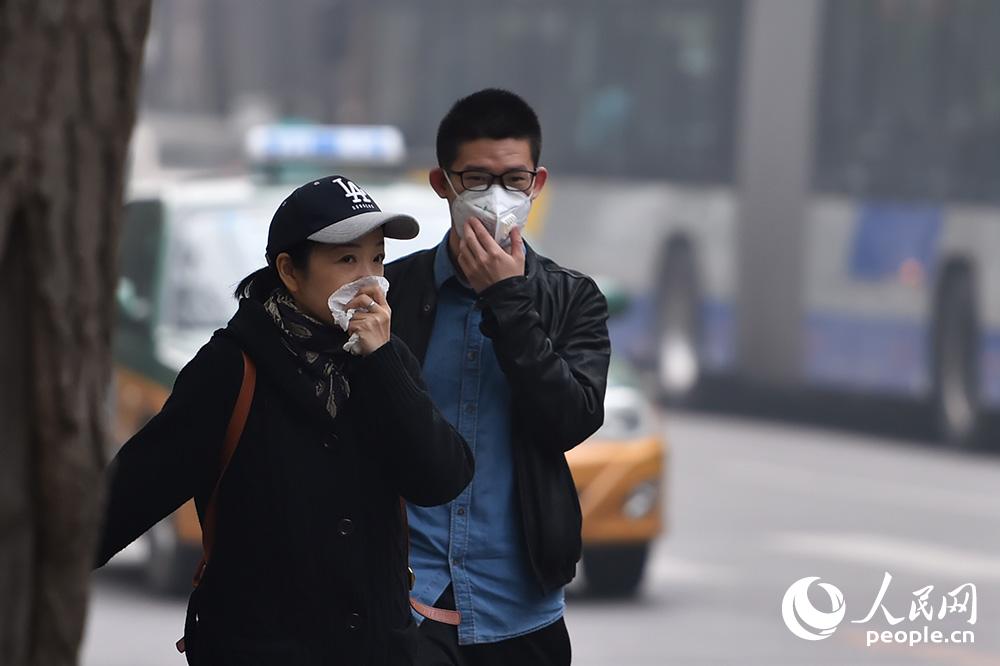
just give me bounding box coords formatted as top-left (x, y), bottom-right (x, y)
top-left (442, 170), bottom-right (460, 197)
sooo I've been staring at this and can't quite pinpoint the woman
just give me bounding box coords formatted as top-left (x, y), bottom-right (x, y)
top-left (96, 175), bottom-right (473, 665)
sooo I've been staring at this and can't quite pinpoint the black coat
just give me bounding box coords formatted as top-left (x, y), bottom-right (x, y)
top-left (96, 297), bottom-right (474, 665)
top-left (385, 241), bottom-right (611, 593)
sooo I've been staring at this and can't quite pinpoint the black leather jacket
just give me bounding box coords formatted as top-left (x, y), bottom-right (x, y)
top-left (385, 240), bottom-right (611, 592)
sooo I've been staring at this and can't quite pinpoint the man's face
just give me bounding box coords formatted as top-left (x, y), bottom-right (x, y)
top-left (431, 137), bottom-right (548, 203)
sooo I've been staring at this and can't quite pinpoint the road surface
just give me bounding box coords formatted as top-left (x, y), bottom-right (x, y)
top-left (83, 411), bottom-right (1000, 665)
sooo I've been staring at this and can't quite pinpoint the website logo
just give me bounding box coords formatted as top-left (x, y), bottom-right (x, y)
top-left (782, 572), bottom-right (977, 648)
top-left (781, 576), bottom-right (847, 641)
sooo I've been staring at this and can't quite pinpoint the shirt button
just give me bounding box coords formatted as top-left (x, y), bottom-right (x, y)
top-left (464, 404), bottom-right (475, 415)
top-left (337, 518), bottom-right (354, 536)
top-left (457, 507), bottom-right (466, 516)
top-left (467, 351), bottom-right (477, 362)
top-left (451, 557), bottom-right (460, 566)
top-left (347, 612), bottom-right (362, 630)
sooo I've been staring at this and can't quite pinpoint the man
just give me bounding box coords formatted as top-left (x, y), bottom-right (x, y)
top-left (385, 88), bottom-right (610, 665)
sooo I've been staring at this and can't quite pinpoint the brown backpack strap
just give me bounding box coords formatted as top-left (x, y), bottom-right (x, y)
top-left (178, 351), bottom-right (256, 654)
top-left (400, 498), bottom-right (461, 626)
top-left (192, 351), bottom-right (256, 588)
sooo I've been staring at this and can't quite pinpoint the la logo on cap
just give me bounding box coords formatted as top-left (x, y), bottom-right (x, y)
top-left (332, 177), bottom-right (373, 206)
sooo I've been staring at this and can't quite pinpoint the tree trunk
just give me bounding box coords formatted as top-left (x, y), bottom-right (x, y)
top-left (0, 2), bottom-right (151, 665)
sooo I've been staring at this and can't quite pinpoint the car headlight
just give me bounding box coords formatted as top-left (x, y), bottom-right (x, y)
top-left (622, 480), bottom-right (660, 519)
top-left (593, 385), bottom-right (658, 441)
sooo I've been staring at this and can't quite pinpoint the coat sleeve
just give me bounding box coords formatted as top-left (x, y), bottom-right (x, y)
top-left (350, 336), bottom-right (474, 507)
top-left (476, 273), bottom-right (611, 453)
top-left (94, 336), bottom-right (243, 567)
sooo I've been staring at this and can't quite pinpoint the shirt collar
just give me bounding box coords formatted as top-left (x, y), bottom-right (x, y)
top-left (433, 231), bottom-right (459, 289)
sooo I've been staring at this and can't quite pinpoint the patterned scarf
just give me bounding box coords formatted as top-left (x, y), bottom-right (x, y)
top-left (261, 288), bottom-right (351, 419)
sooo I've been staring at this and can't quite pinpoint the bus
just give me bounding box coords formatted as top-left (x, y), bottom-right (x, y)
top-left (312, 0), bottom-right (999, 448)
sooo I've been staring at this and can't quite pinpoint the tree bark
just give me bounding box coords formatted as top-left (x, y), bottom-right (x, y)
top-left (0, 2), bottom-right (151, 665)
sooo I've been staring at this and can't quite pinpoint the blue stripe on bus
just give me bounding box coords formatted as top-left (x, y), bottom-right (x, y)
top-left (607, 293), bottom-right (655, 365)
top-left (984, 332), bottom-right (1000, 407)
top-left (605, 295), bottom-right (738, 373)
top-left (805, 312), bottom-right (1000, 408)
top-left (702, 299), bottom-right (737, 371)
top-left (850, 203), bottom-right (942, 281)
top-left (610, 293), bottom-right (999, 409)
top-left (804, 312), bottom-right (931, 395)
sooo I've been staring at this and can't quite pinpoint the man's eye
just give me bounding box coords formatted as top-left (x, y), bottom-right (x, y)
top-left (374, 254), bottom-right (385, 264)
top-left (340, 255), bottom-right (357, 264)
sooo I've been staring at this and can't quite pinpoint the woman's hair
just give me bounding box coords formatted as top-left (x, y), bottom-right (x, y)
top-left (234, 240), bottom-right (318, 299)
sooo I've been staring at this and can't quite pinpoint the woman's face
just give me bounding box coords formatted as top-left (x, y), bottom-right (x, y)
top-left (276, 227), bottom-right (385, 325)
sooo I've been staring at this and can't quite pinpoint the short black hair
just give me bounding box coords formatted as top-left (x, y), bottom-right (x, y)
top-left (436, 88), bottom-right (542, 170)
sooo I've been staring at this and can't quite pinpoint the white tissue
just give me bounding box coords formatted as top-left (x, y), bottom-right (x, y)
top-left (327, 275), bottom-right (390, 355)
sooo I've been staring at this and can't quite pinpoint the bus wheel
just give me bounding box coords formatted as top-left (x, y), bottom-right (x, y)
top-left (655, 241), bottom-right (702, 405)
top-left (145, 518), bottom-right (198, 596)
top-left (933, 270), bottom-right (983, 448)
top-left (582, 542), bottom-right (649, 597)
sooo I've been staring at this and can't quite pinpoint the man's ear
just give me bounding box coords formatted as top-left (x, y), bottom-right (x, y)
top-left (429, 167), bottom-right (451, 199)
top-left (275, 253), bottom-right (300, 294)
top-left (530, 166), bottom-right (549, 200)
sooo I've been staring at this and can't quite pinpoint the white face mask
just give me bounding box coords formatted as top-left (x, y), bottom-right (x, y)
top-left (445, 174), bottom-right (532, 248)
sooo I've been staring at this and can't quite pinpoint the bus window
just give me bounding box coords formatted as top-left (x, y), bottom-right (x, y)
top-left (357, 0), bottom-right (743, 185)
top-left (815, 0), bottom-right (1000, 203)
top-left (562, 0), bottom-right (743, 184)
top-left (944, 3), bottom-right (1000, 203)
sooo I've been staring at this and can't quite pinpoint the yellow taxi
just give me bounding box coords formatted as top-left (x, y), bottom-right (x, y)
top-left (567, 355), bottom-right (666, 596)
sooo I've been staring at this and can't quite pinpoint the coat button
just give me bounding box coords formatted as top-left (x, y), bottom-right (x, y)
top-left (422, 303), bottom-right (432, 313)
top-left (337, 518), bottom-right (354, 536)
top-left (347, 612), bottom-right (362, 630)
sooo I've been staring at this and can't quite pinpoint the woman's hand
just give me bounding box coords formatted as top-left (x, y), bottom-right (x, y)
top-left (345, 285), bottom-right (391, 355)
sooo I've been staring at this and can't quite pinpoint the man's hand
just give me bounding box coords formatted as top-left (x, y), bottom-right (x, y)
top-left (456, 218), bottom-right (526, 293)
top-left (345, 284), bottom-right (391, 355)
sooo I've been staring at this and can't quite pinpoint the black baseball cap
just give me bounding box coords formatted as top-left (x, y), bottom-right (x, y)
top-left (265, 175), bottom-right (419, 265)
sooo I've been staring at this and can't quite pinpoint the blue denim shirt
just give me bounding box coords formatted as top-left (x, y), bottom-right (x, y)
top-left (406, 234), bottom-right (565, 645)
